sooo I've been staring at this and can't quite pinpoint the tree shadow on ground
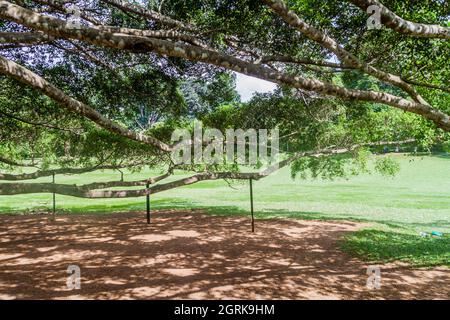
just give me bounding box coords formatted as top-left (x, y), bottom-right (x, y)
top-left (0, 211), bottom-right (448, 300)
top-left (206, 207), bottom-right (450, 233)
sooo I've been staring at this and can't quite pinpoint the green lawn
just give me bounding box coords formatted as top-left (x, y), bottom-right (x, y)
top-left (1, 154), bottom-right (449, 266)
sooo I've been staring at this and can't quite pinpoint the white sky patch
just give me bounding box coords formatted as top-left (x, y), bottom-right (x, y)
top-left (235, 72), bottom-right (277, 102)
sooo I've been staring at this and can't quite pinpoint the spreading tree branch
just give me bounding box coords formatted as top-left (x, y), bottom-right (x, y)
top-left (348, 0), bottom-right (450, 39)
top-left (0, 139), bottom-right (416, 198)
top-left (100, 0), bottom-right (195, 31)
top-left (0, 55), bottom-right (172, 152)
top-left (0, 2), bottom-right (448, 131)
top-left (0, 163), bottom-right (149, 181)
top-left (262, 0), bottom-right (429, 105)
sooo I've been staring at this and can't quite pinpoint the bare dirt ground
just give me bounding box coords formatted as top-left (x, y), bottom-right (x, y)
top-left (0, 210), bottom-right (448, 300)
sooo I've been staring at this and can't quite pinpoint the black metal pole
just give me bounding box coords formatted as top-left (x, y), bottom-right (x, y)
top-left (250, 178), bottom-right (254, 233)
top-left (146, 182), bottom-right (150, 224)
top-left (52, 172), bottom-right (56, 220)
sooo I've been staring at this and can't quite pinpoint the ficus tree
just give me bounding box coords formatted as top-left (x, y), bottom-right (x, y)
top-left (0, 0), bottom-right (448, 199)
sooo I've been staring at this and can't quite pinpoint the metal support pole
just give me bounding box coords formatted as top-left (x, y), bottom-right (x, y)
top-left (146, 182), bottom-right (150, 224)
top-left (52, 172), bottom-right (56, 221)
top-left (250, 178), bottom-right (254, 233)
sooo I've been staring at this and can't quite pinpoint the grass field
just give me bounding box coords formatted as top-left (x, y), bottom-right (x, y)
top-left (1, 154), bottom-right (449, 266)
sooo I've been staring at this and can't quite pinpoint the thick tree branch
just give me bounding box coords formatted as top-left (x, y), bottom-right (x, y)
top-left (259, 55), bottom-right (353, 70)
top-left (0, 2), bottom-right (449, 131)
top-left (100, 0), bottom-right (195, 31)
top-left (0, 170), bottom-right (171, 197)
top-left (0, 31), bottom-right (54, 44)
top-left (80, 170), bottom-right (172, 190)
top-left (0, 163), bottom-right (145, 181)
top-left (0, 55), bottom-right (172, 152)
top-left (0, 139), bottom-right (415, 198)
top-left (262, 0), bottom-right (429, 105)
top-left (402, 78), bottom-right (450, 95)
top-left (348, 0), bottom-right (450, 39)
top-left (96, 26), bottom-right (208, 48)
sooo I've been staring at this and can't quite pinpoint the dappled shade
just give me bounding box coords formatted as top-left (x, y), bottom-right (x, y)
top-left (0, 211), bottom-right (448, 299)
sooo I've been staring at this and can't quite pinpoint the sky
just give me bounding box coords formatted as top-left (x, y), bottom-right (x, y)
top-left (234, 54), bottom-right (341, 102)
top-left (235, 72), bottom-right (277, 102)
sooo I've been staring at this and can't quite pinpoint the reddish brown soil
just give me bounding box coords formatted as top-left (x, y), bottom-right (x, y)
top-left (0, 211), bottom-right (448, 300)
